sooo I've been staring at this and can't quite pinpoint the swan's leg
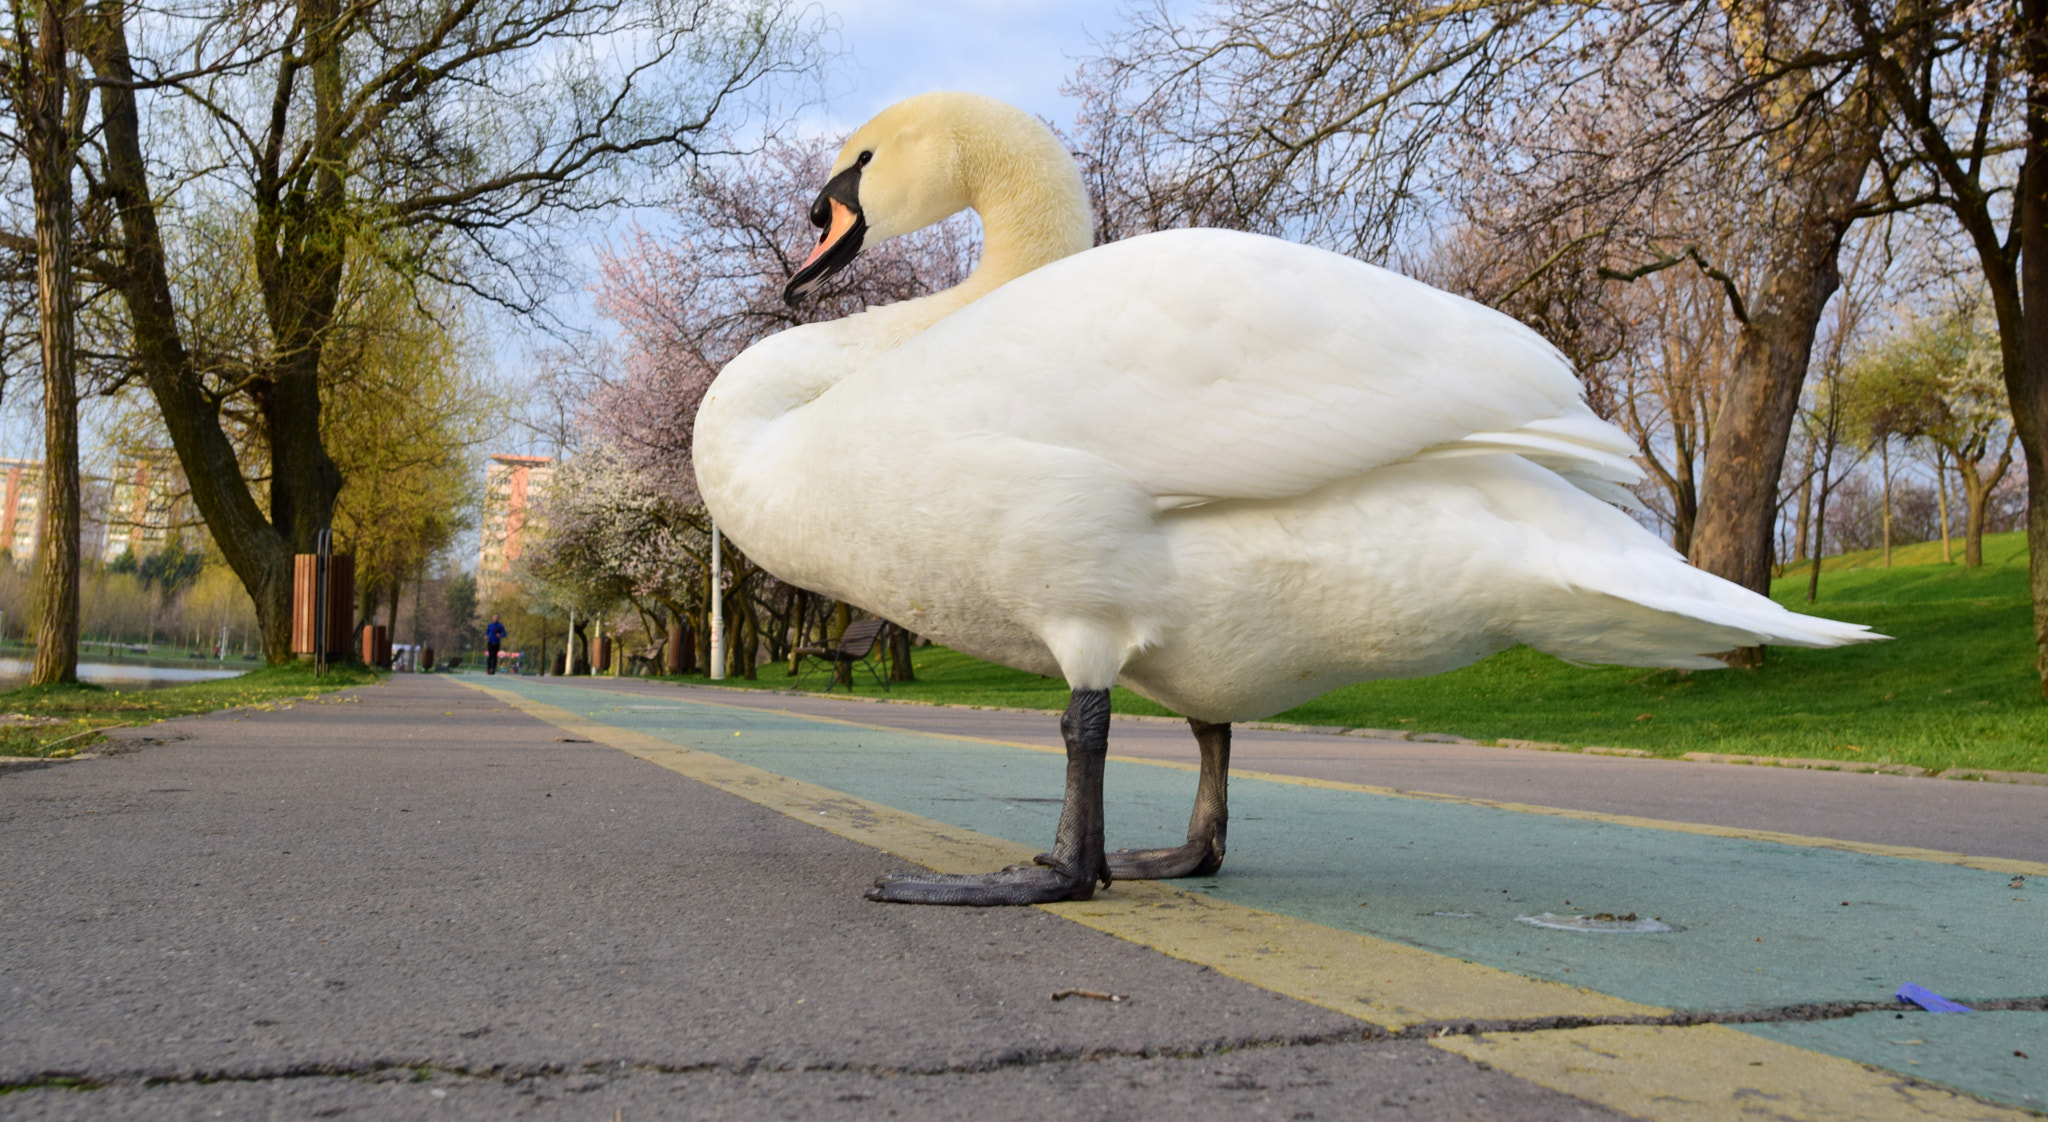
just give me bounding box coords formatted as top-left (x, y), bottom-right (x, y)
top-left (1028, 718), bottom-right (1228, 879)
top-left (1107, 718), bottom-right (1229, 879)
top-left (866, 689), bottom-right (1112, 906)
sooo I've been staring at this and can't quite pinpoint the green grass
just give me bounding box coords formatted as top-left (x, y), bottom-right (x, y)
top-left (0, 661), bottom-right (383, 759)
top-left (667, 529), bottom-right (2048, 775)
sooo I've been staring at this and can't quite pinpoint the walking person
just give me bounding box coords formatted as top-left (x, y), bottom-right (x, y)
top-left (485, 615), bottom-right (506, 675)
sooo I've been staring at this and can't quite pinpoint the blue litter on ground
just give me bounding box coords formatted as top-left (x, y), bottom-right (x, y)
top-left (1898, 983), bottom-right (1973, 1013)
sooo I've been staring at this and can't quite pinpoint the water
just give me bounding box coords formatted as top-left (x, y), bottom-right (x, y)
top-left (0, 658), bottom-right (244, 691)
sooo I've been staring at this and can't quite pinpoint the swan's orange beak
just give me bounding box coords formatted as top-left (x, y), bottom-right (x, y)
top-left (799, 198), bottom-right (860, 273)
top-left (785, 162), bottom-right (868, 306)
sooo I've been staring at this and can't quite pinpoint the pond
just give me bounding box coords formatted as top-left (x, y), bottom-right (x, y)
top-left (0, 658), bottom-right (244, 692)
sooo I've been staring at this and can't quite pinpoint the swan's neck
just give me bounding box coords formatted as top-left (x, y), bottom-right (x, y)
top-left (960, 137), bottom-right (1094, 295)
top-left (866, 133), bottom-right (1095, 340)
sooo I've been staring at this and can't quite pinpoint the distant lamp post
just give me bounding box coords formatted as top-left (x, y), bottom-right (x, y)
top-left (709, 521), bottom-right (725, 681)
top-left (313, 528), bottom-right (332, 677)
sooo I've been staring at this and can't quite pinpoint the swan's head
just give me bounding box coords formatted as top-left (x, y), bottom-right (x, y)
top-left (784, 92), bottom-right (1090, 305)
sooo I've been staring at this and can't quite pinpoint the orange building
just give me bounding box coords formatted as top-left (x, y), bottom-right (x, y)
top-left (477, 453), bottom-right (554, 605)
top-left (0, 459), bottom-right (40, 561)
top-left (99, 459), bottom-right (185, 564)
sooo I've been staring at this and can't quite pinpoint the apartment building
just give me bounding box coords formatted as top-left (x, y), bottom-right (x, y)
top-left (477, 453), bottom-right (554, 605)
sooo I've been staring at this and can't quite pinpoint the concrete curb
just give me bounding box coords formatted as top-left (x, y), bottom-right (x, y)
top-left (0, 751), bottom-right (99, 767)
top-left (1678, 752), bottom-right (1930, 778)
top-left (1937, 767), bottom-right (2048, 785)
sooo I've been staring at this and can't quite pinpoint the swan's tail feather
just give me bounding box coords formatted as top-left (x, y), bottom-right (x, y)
top-left (1413, 412), bottom-right (1653, 513)
top-left (1457, 457), bottom-right (1885, 669)
top-left (1522, 585), bottom-right (1884, 672)
top-left (1414, 413), bottom-right (1643, 485)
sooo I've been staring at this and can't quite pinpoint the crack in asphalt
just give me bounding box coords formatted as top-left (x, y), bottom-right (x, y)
top-left (0, 1026), bottom-right (1383, 1094)
top-left (8, 994), bottom-right (2042, 1095)
top-left (1393, 993), bottom-right (2048, 1039)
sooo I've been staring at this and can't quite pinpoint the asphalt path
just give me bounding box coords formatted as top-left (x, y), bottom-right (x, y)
top-left (1, 674), bottom-right (1625, 1121)
top-left (467, 672), bottom-right (2048, 1116)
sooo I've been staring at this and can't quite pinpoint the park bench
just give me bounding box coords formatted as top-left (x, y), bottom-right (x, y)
top-left (792, 617), bottom-right (892, 692)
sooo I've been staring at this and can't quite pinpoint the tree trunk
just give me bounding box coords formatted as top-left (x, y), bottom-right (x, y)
top-left (1792, 443), bottom-right (1814, 563)
top-left (1962, 470), bottom-right (1992, 569)
top-left (738, 587), bottom-right (760, 680)
top-left (1805, 440), bottom-right (1836, 604)
top-left (1688, 55), bottom-right (1879, 667)
top-left (1693, 280), bottom-right (1838, 666)
top-left (26, 0), bottom-right (78, 687)
top-left (888, 625), bottom-right (916, 682)
top-left (87, 4), bottom-right (297, 661)
top-left (2020, 0), bottom-right (2048, 695)
top-left (1957, 439), bottom-right (2012, 569)
top-left (358, 581), bottom-right (381, 643)
top-left (1934, 446), bottom-right (1953, 563)
top-left (1689, 204), bottom-right (1857, 602)
top-left (1879, 438), bottom-right (1894, 567)
top-left (1669, 435), bottom-right (1700, 555)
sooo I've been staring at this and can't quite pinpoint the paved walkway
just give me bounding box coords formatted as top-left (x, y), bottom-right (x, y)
top-left (2, 673), bottom-right (2042, 1119)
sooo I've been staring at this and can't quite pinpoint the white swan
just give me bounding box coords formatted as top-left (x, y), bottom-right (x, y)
top-left (694, 92), bottom-right (1877, 906)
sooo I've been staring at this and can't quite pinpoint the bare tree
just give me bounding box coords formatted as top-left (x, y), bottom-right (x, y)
top-left (1847, 307), bottom-right (2016, 567)
top-left (594, 138), bottom-right (973, 486)
top-left (1468, 1), bottom-right (1888, 654)
top-left (1075, 0), bottom-right (1892, 667)
top-left (82, 0), bottom-right (821, 662)
top-left (1, 0), bottom-right (86, 684)
top-left (527, 137), bottom-right (975, 678)
top-left (1070, 0), bottom-right (1578, 255)
top-left (1826, 0), bottom-right (2048, 690)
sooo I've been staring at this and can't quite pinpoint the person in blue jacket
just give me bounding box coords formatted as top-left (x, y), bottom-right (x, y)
top-left (485, 615), bottom-right (507, 675)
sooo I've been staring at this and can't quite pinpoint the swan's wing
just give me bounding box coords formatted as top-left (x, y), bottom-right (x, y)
top-left (880, 228), bottom-right (1639, 508)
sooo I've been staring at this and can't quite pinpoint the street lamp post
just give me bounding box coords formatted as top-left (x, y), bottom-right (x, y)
top-left (709, 521), bottom-right (724, 681)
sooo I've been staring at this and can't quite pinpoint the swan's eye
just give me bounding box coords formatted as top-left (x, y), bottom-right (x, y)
top-left (856, 151), bottom-right (872, 167)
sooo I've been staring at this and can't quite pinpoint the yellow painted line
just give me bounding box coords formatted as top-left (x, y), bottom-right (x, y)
top-left (1433, 1024), bottom-right (2038, 1121)
top-left (539, 681), bottom-right (2048, 880)
top-left (469, 679), bottom-right (2025, 1120)
top-left (462, 679), bottom-right (1656, 1030)
top-left (1037, 890), bottom-right (1656, 1030)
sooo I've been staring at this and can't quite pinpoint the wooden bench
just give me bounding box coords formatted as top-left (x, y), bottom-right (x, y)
top-left (792, 617), bottom-right (892, 692)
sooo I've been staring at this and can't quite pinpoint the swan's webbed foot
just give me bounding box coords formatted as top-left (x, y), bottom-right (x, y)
top-left (865, 689), bottom-right (1112, 907)
top-left (1054, 717), bottom-right (1232, 882)
top-left (1106, 838), bottom-right (1225, 879)
top-left (1025, 841), bottom-right (1218, 879)
top-left (866, 861), bottom-right (1105, 905)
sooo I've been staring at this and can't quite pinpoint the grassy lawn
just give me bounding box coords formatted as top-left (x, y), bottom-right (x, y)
top-left (0, 662), bottom-right (383, 759)
top-left (673, 530), bottom-right (2047, 775)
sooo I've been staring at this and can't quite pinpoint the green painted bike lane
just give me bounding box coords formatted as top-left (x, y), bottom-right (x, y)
top-left (490, 677), bottom-right (2047, 1111)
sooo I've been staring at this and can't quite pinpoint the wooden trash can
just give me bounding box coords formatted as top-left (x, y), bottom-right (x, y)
top-left (665, 621), bottom-right (689, 675)
top-left (360, 623), bottom-right (391, 669)
top-left (290, 554), bottom-right (355, 657)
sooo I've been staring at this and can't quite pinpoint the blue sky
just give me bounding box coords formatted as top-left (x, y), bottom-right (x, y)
top-left (10, 4), bottom-right (1142, 466)
top-left (808, 1), bottom-right (1123, 133)
top-left (478, 0), bottom-right (1135, 457)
